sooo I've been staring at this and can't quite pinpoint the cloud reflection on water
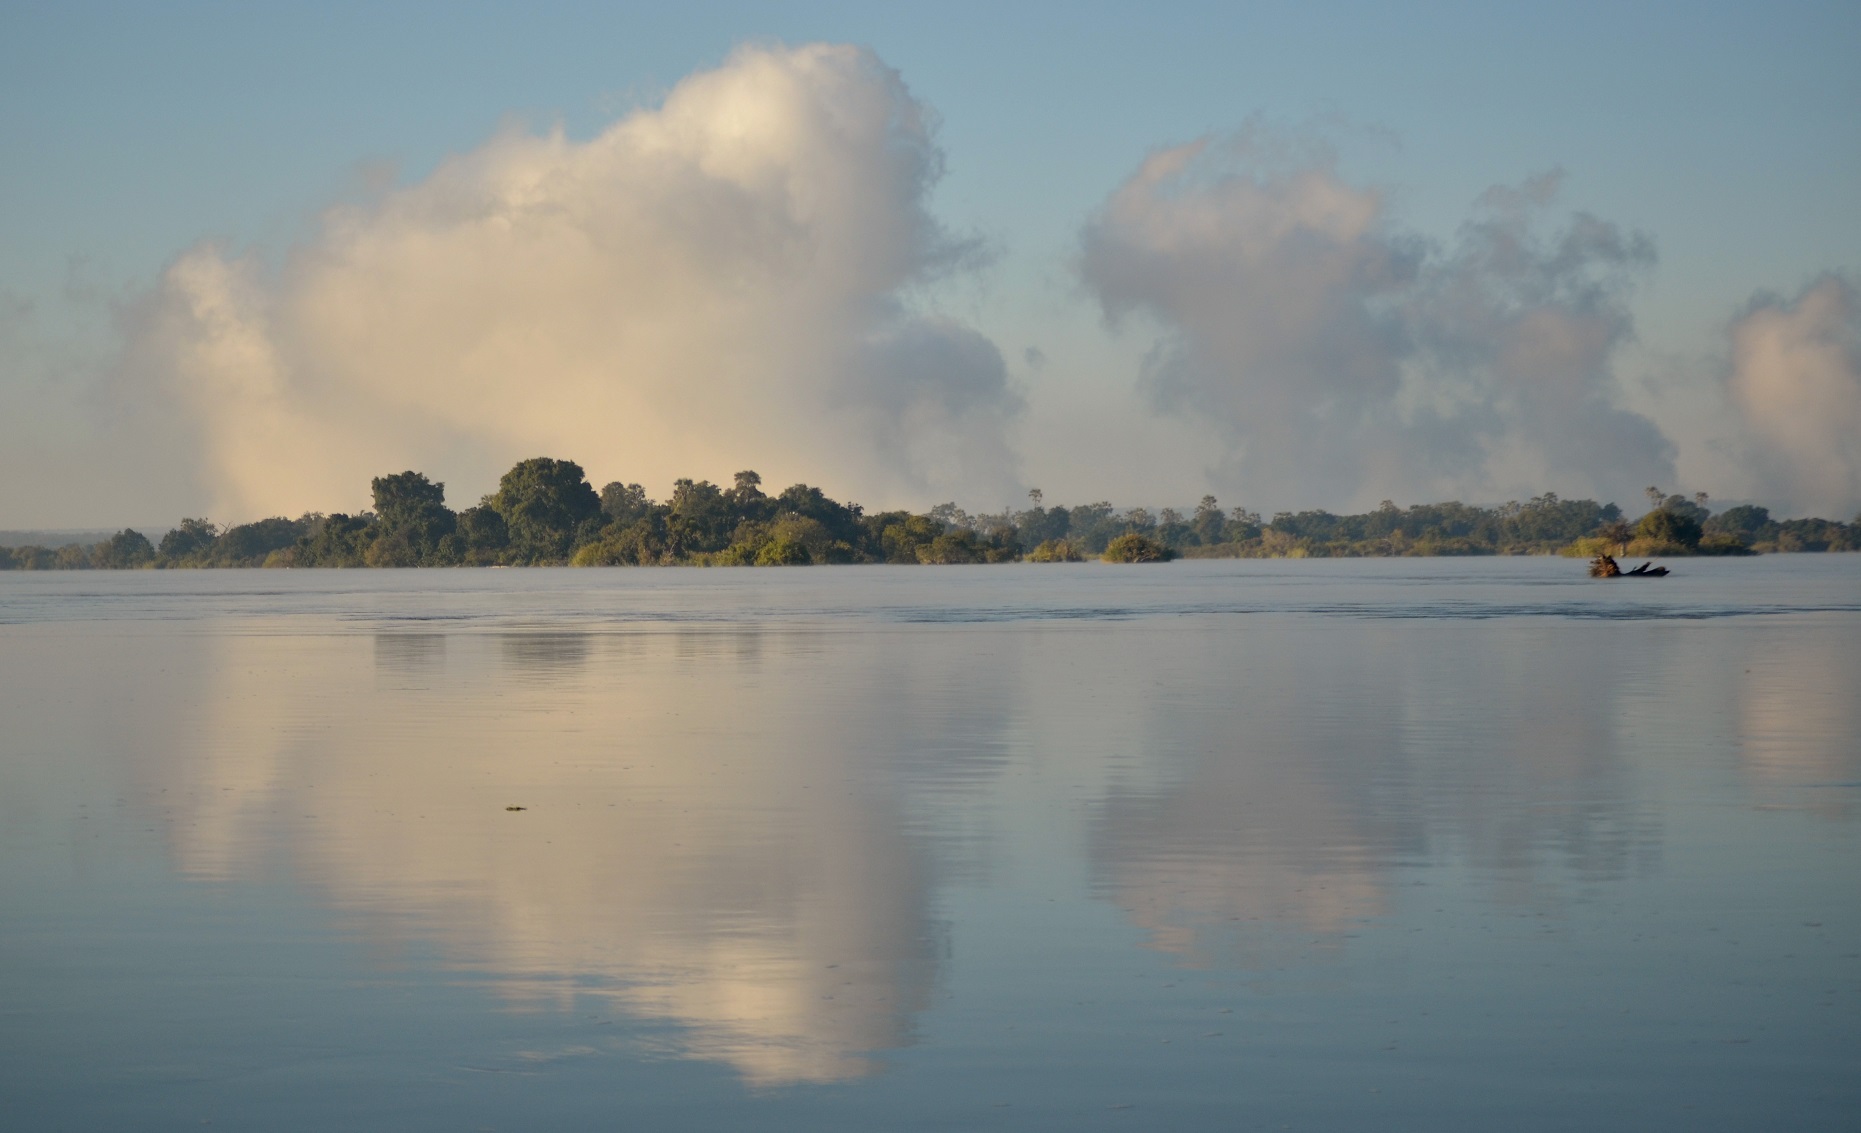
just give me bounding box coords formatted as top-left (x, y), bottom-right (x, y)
top-left (135, 603), bottom-right (1858, 1083)
top-left (1734, 625), bottom-right (1861, 818)
top-left (163, 627), bottom-right (942, 1085)
top-left (1086, 620), bottom-right (1662, 967)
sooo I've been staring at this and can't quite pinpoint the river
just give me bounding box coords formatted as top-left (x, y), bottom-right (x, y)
top-left (2, 556), bottom-right (1857, 1130)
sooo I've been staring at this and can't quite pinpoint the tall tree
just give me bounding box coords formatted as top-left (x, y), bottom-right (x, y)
top-left (489, 458), bottom-right (601, 563)
top-left (159, 517), bottom-right (218, 562)
top-left (92, 529), bottom-right (155, 569)
top-left (598, 481), bottom-right (653, 525)
top-left (371, 470), bottom-right (456, 561)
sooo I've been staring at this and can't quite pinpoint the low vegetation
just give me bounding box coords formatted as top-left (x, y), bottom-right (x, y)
top-left (1101, 534), bottom-right (1177, 563)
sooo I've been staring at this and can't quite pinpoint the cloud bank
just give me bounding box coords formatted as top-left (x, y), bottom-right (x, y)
top-left (1079, 140), bottom-right (1675, 510)
top-left (1722, 275), bottom-right (1861, 518)
top-left (25, 56), bottom-right (1854, 527)
top-left (124, 43), bottom-right (1018, 520)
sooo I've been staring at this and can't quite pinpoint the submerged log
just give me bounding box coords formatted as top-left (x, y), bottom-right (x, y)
top-left (1590, 553), bottom-right (1667, 578)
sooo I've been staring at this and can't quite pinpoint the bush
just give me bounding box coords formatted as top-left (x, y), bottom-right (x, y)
top-left (1696, 533), bottom-right (1753, 555)
top-left (1624, 537), bottom-right (1694, 557)
top-left (917, 531), bottom-right (989, 564)
top-left (572, 522), bottom-right (665, 566)
top-left (754, 537), bottom-right (811, 566)
top-left (1102, 534), bottom-right (1177, 563)
top-left (1560, 536), bottom-right (1616, 558)
top-left (879, 514), bottom-right (943, 563)
top-left (1029, 538), bottom-right (1084, 562)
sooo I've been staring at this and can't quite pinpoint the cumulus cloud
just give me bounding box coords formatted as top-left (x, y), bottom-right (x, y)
top-left (1079, 137), bottom-right (1674, 509)
top-left (120, 43), bottom-right (1018, 520)
top-left (1722, 275), bottom-right (1861, 518)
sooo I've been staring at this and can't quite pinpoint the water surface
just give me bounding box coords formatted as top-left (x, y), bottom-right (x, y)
top-left (3, 557), bottom-right (1857, 1130)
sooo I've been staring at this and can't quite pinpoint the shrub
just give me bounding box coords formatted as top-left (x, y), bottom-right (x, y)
top-left (1029, 538), bottom-right (1084, 562)
top-left (1101, 534), bottom-right (1176, 563)
top-left (917, 531), bottom-right (989, 564)
top-left (1696, 533), bottom-right (1753, 555)
top-left (754, 537), bottom-right (811, 566)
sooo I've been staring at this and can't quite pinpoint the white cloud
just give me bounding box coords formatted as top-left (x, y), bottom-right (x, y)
top-left (1078, 139), bottom-right (1675, 510)
top-left (1723, 275), bottom-right (1861, 518)
top-left (122, 43), bottom-right (1018, 521)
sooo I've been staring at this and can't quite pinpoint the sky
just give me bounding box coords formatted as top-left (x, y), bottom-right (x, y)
top-left (2, 0), bottom-right (1857, 526)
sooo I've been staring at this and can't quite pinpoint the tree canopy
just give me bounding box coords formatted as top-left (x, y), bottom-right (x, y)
top-left (490, 458), bottom-right (602, 563)
top-left (7, 458), bottom-right (1857, 570)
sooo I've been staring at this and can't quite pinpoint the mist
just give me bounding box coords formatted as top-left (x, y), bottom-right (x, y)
top-left (1720, 275), bottom-right (1861, 519)
top-left (1078, 141), bottom-right (1676, 512)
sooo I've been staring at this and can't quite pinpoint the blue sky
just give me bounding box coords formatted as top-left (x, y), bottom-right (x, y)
top-left (3, 1), bottom-right (1858, 525)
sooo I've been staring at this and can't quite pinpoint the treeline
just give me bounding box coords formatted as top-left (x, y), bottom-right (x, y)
top-left (2, 460), bottom-right (1856, 570)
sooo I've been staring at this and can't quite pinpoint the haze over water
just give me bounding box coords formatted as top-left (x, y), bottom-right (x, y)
top-left (3, 558), bottom-right (1858, 1130)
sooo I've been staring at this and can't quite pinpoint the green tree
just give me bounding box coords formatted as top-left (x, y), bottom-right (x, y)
top-left (159, 517), bottom-right (219, 563)
top-left (1635, 508), bottom-right (1702, 549)
top-left (1191, 496), bottom-right (1225, 544)
top-left (1011, 496), bottom-right (1070, 549)
top-left (917, 530), bottom-right (990, 564)
top-left (489, 458), bottom-right (601, 563)
top-left (92, 529), bottom-right (155, 569)
top-left (572, 515), bottom-right (667, 566)
top-left (294, 514), bottom-right (376, 567)
top-left (372, 470), bottom-right (445, 525)
top-left (1706, 504), bottom-right (1772, 538)
top-left (208, 517), bottom-right (313, 566)
top-left (775, 483), bottom-right (863, 544)
top-left (371, 471), bottom-right (456, 561)
top-left (878, 513), bottom-right (944, 563)
top-left (598, 481), bottom-right (653, 525)
top-left (1066, 502), bottom-right (1121, 552)
top-left (727, 470), bottom-right (772, 519)
top-left (456, 505), bottom-right (510, 559)
top-left (667, 479), bottom-right (737, 554)
top-left (1225, 506), bottom-right (1263, 542)
top-left (1658, 493), bottom-right (1710, 525)
top-left (7, 545), bottom-right (57, 570)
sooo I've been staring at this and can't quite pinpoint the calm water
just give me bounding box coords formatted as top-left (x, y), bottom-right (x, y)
top-left (2, 557), bottom-right (1857, 1130)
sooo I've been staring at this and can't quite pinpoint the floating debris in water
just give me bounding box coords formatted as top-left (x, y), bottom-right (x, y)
top-left (505, 805), bottom-right (527, 811)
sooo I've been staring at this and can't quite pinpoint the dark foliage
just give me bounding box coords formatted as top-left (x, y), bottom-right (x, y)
top-left (19, 461), bottom-right (1859, 569)
top-left (490, 458), bottom-right (602, 563)
top-left (92, 529), bottom-right (155, 569)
